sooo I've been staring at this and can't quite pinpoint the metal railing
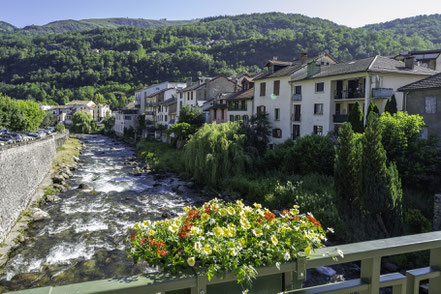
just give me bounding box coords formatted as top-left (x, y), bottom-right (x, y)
top-left (7, 231), bottom-right (441, 294)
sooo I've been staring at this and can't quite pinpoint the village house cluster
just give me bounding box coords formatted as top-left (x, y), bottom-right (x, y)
top-left (41, 100), bottom-right (112, 126)
top-left (115, 49), bottom-right (441, 145)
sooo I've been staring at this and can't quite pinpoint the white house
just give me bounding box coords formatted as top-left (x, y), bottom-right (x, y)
top-left (135, 82), bottom-right (186, 114)
top-left (253, 53), bottom-right (337, 146)
top-left (113, 107), bottom-right (139, 136)
top-left (289, 55), bottom-right (438, 138)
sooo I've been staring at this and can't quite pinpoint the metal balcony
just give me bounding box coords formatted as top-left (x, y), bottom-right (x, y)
top-left (292, 94), bottom-right (302, 101)
top-left (333, 114), bottom-right (348, 123)
top-left (372, 88), bottom-right (394, 99)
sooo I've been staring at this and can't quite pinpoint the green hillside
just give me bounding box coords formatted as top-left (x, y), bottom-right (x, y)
top-left (20, 18), bottom-right (196, 34)
top-left (0, 13), bottom-right (437, 107)
top-left (0, 21), bottom-right (16, 32)
top-left (364, 14), bottom-right (441, 46)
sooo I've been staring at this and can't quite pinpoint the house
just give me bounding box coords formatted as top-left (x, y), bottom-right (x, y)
top-left (113, 106), bottom-right (139, 136)
top-left (145, 88), bottom-right (178, 124)
top-left (94, 104), bottom-right (112, 121)
top-left (253, 53), bottom-right (337, 145)
top-left (394, 49), bottom-right (441, 71)
top-left (135, 82), bottom-right (186, 114)
top-left (225, 75), bottom-right (261, 123)
top-left (177, 76), bottom-right (238, 122)
top-left (289, 55), bottom-right (438, 139)
top-left (157, 97), bottom-right (178, 127)
top-left (398, 72), bottom-right (441, 137)
top-left (66, 100), bottom-right (96, 117)
top-left (208, 94), bottom-right (229, 124)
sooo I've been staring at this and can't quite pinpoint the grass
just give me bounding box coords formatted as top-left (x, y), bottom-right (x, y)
top-left (136, 140), bottom-right (186, 174)
top-left (52, 137), bottom-right (81, 170)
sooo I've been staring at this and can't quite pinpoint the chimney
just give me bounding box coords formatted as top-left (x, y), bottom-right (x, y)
top-left (404, 56), bottom-right (415, 69)
top-left (186, 78), bottom-right (192, 87)
top-left (301, 52), bottom-right (308, 64)
top-left (273, 56), bottom-right (278, 61)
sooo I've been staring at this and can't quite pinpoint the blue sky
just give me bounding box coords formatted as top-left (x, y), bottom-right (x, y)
top-left (1, 0), bottom-right (440, 28)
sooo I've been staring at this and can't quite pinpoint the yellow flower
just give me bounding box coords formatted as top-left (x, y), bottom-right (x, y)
top-left (227, 206), bottom-right (235, 215)
top-left (219, 208), bottom-right (227, 216)
top-left (201, 213), bottom-right (210, 223)
top-left (168, 223), bottom-right (179, 233)
top-left (240, 218), bottom-right (251, 230)
top-left (305, 246), bottom-right (311, 256)
top-left (226, 227), bottom-right (236, 237)
top-left (271, 235), bottom-right (278, 246)
top-left (187, 257), bottom-right (196, 267)
top-left (213, 226), bottom-right (224, 237)
top-left (236, 200), bottom-right (244, 208)
top-left (244, 206), bottom-right (253, 214)
top-left (252, 228), bottom-right (263, 237)
top-left (194, 242), bottom-right (202, 253)
top-left (203, 244), bottom-right (212, 255)
top-left (183, 206), bottom-right (191, 212)
top-left (253, 203), bottom-right (262, 209)
top-left (229, 247), bottom-right (238, 256)
top-left (240, 238), bottom-right (246, 247)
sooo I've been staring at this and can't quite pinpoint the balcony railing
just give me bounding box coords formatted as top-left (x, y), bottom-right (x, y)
top-left (228, 107), bottom-right (247, 111)
top-left (333, 114), bottom-right (348, 123)
top-left (8, 231), bottom-right (441, 294)
top-left (293, 94), bottom-right (302, 101)
top-left (334, 89), bottom-right (365, 99)
top-left (372, 88), bottom-right (394, 99)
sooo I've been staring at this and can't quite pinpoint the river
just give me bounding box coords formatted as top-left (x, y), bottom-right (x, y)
top-left (0, 135), bottom-right (206, 292)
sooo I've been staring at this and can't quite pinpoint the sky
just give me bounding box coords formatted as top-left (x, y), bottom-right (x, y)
top-left (1, 0), bottom-right (440, 28)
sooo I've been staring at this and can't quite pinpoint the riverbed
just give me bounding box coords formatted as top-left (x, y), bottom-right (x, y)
top-left (0, 135), bottom-right (206, 292)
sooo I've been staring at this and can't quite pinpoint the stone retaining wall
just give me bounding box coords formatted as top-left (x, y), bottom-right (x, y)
top-left (0, 133), bottom-right (68, 243)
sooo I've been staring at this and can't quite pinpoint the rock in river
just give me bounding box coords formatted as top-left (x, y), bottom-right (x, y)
top-left (31, 208), bottom-right (50, 221)
top-left (78, 183), bottom-right (93, 190)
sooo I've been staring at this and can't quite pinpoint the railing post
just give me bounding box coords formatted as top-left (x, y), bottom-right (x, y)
top-left (190, 275), bottom-right (207, 294)
top-left (360, 257), bottom-right (381, 294)
top-left (429, 248), bottom-right (441, 293)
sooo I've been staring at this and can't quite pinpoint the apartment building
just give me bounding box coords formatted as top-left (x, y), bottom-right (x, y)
top-left (289, 55), bottom-right (438, 139)
top-left (135, 82), bottom-right (186, 114)
top-left (253, 53), bottom-right (337, 145)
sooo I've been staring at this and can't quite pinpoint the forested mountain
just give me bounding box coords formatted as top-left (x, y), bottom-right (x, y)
top-left (20, 18), bottom-right (196, 34)
top-left (0, 13), bottom-right (438, 107)
top-left (0, 21), bottom-right (16, 32)
top-left (364, 14), bottom-right (441, 46)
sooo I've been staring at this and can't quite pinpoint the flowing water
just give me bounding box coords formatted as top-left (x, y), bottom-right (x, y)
top-left (0, 135), bottom-right (206, 292)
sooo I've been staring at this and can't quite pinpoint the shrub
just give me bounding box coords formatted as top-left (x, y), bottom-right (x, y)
top-left (71, 111), bottom-right (95, 134)
top-left (347, 101), bottom-right (364, 133)
top-left (178, 105), bottom-right (205, 128)
top-left (136, 140), bottom-right (185, 173)
top-left (55, 123), bottom-right (65, 133)
top-left (128, 199), bottom-right (331, 285)
top-left (405, 209), bottom-right (432, 234)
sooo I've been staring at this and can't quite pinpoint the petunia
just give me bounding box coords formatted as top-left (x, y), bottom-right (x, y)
top-left (187, 257), bottom-right (196, 267)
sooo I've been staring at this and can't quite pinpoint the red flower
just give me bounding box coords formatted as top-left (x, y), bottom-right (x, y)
top-left (205, 206), bottom-right (213, 214)
top-left (130, 232), bottom-right (137, 241)
top-left (264, 211), bottom-right (276, 221)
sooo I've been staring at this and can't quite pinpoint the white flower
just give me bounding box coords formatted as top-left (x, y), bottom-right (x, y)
top-left (253, 203), bottom-right (262, 209)
top-left (187, 257), bottom-right (196, 267)
top-left (209, 218), bottom-right (216, 225)
top-left (202, 244), bottom-right (212, 255)
top-left (252, 228), bottom-right (263, 237)
top-left (242, 290), bottom-right (249, 294)
top-left (284, 251), bottom-right (291, 261)
top-left (337, 249), bottom-right (344, 258)
top-left (168, 223), bottom-right (179, 233)
top-left (328, 227), bottom-right (335, 233)
top-left (194, 242), bottom-right (202, 253)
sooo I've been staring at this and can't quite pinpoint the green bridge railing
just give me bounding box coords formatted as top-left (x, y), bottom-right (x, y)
top-left (9, 231), bottom-right (441, 294)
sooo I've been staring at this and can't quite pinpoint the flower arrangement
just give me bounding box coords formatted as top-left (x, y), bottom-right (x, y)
top-left (128, 198), bottom-right (331, 284)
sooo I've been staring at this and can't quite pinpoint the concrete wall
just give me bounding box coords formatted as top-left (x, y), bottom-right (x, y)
top-left (0, 133), bottom-right (68, 243)
top-left (406, 88), bottom-right (441, 137)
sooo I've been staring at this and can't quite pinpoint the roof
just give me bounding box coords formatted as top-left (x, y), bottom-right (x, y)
top-left (147, 88), bottom-right (174, 97)
top-left (291, 55), bottom-right (438, 82)
top-left (67, 100), bottom-right (95, 106)
top-left (181, 82), bottom-right (204, 92)
top-left (161, 97), bottom-right (177, 106)
top-left (180, 75), bottom-right (237, 92)
top-left (226, 88), bottom-right (254, 101)
top-left (398, 73), bottom-right (441, 91)
top-left (264, 60), bottom-right (293, 67)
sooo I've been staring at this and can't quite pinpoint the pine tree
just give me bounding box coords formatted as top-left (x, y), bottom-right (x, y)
top-left (360, 113), bottom-right (403, 235)
top-left (385, 95), bottom-right (398, 114)
top-left (347, 101), bottom-right (364, 133)
top-left (367, 102), bottom-right (380, 117)
top-left (334, 122), bottom-right (362, 216)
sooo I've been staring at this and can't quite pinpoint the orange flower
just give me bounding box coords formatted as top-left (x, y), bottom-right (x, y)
top-left (264, 211), bottom-right (276, 221)
top-left (307, 215), bottom-right (321, 227)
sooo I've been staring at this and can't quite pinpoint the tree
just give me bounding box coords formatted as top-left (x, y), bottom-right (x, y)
top-left (334, 122), bottom-right (362, 216)
top-left (93, 93), bottom-right (107, 105)
top-left (55, 123), bottom-right (65, 133)
top-left (0, 94), bottom-right (45, 132)
top-left (360, 113), bottom-right (402, 236)
top-left (384, 95), bottom-right (397, 114)
top-left (347, 101), bottom-right (364, 133)
top-left (167, 122), bottom-right (194, 144)
top-left (71, 111), bottom-right (95, 134)
top-left (367, 102), bottom-right (379, 117)
top-left (40, 112), bottom-right (56, 128)
top-left (240, 112), bottom-right (271, 156)
top-left (178, 106), bottom-right (205, 128)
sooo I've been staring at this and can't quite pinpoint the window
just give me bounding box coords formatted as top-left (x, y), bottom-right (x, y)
top-left (257, 105), bottom-right (266, 114)
top-left (314, 103), bottom-right (324, 114)
top-left (243, 115), bottom-right (249, 123)
top-left (230, 115), bottom-right (234, 121)
top-left (294, 85), bottom-right (302, 95)
top-left (273, 80), bottom-right (280, 96)
top-left (293, 125), bottom-right (300, 139)
top-left (191, 92), bottom-right (194, 100)
top-left (124, 116), bottom-right (132, 120)
top-left (293, 105), bottom-right (301, 121)
top-left (335, 103), bottom-right (341, 114)
top-left (315, 82), bottom-right (324, 93)
top-left (260, 82), bottom-right (266, 96)
top-left (272, 128), bottom-right (282, 138)
top-left (235, 115), bottom-right (240, 121)
top-left (165, 115), bottom-right (168, 122)
top-left (214, 109), bottom-right (217, 120)
top-left (274, 108), bottom-right (280, 121)
top-left (180, 93), bottom-right (183, 99)
top-left (221, 109), bottom-right (225, 120)
top-left (313, 125), bottom-right (323, 135)
top-left (180, 101), bottom-right (183, 108)
top-left (425, 96), bottom-right (437, 114)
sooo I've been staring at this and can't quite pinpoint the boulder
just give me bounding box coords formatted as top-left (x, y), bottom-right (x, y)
top-left (72, 156), bottom-right (80, 162)
top-left (78, 183), bottom-right (93, 190)
top-left (31, 208), bottom-right (50, 221)
top-left (52, 176), bottom-right (65, 185)
top-left (60, 172), bottom-right (70, 180)
top-left (45, 194), bottom-right (60, 202)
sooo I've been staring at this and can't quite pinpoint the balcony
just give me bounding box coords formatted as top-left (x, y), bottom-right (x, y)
top-left (334, 89), bottom-right (365, 100)
top-left (11, 231), bottom-right (441, 294)
top-left (333, 114), bottom-right (348, 123)
top-left (145, 111), bottom-right (155, 116)
top-left (228, 106), bottom-right (247, 111)
top-left (292, 94), bottom-right (302, 101)
top-left (372, 88), bottom-right (394, 99)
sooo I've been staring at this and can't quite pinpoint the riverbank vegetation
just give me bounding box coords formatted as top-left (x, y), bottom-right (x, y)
top-left (136, 111), bottom-right (440, 244)
top-left (53, 137), bottom-right (81, 170)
